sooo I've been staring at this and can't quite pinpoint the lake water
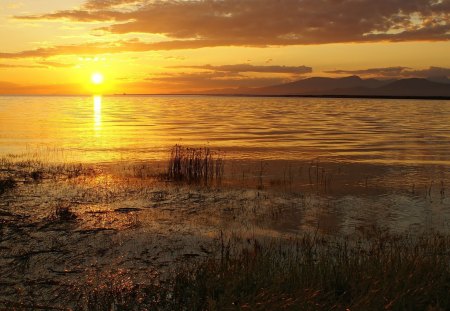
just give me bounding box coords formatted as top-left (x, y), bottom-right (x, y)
top-left (1, 95), bottom-right (450, 232)
top-left (1, 95), bottom-right (450, 165)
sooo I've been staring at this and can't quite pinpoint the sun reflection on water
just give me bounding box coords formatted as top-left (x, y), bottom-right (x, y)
top-left (93, 95), bottom-right (102, 131)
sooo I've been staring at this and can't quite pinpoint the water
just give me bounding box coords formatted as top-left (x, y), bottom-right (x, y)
top-left (1, 95), bottom-right (449, 232)
top-left (1, 95), bottom-right (450, 165)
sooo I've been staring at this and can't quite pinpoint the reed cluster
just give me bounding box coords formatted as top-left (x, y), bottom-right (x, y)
top-left (167, 145), bottom-right (224, 183)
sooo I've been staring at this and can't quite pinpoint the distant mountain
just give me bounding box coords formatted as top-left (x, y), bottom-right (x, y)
top-left (255, 76), bottom-right (390, 95)
top-left (204, 76), bottom-right (450, 98)
top-left (427, 76), bottom-right (450, 84)
top-left (327, 78), bottom-right (450, 97)
top-left (367, 78), bottom-right (450, 97)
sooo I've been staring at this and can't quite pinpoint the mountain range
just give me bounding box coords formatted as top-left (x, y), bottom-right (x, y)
top-left (198, 76), bottom-right (450, 98)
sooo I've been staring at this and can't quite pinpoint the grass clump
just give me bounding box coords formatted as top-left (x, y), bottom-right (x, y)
top-left (52, 203), bottom-right (77, 222)
top-left (0, 176), bottom-right (16, 194)
top-left (167, 145), bottom-right (224, 184)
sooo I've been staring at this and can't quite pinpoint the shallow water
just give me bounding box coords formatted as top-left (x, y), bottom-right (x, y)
top-left (1, 95), bottom-right (449, 233)
top-left (1, 95), bottom-right (449, 165)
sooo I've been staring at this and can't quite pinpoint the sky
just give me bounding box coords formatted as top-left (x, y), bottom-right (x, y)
top-left (0, 0), bottom-right (449, 94)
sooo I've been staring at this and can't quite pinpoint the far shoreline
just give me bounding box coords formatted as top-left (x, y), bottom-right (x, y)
top-left (1, 94), bottom-right (449, 100)
top-left (112, 93), bottom-right (450, 100)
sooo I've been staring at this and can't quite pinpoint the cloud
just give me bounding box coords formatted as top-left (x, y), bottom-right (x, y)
top-left (326, 67), bottom-right (409, 77)
top-left (0, 81), bottom-right (20, 89)
top-left (0, 81), bottom-right (82, 95)
top-left (0, 39), bottom-right (244, 59)
top-left (38, 61), bottom-right (75, 68)
top-left (0, 63), bottom-right (44, 68)
top-left (83, 0), bottom-right (145, 10)
top-left (0, 61), bottom-right (74, 69)
top-left (16, 0), bottom-right (450, 48)
top-left (327, 66), bottom-right (450, 78)
top-left (145, 71), bottom-right (290, 91)
top-left (405, 66), bottom-right (450, 78)
top-left (172, 64), bottom-right (312, 75)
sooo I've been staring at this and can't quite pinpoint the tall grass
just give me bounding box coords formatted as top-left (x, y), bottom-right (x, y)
top-left (75, 230), bottom-right (450, 310)
top-left (166, 145), bottom-right (224, 184)
top-left (169, 232), bottom-right (450, 310)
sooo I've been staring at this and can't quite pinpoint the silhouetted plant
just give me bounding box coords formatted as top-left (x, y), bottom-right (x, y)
top-left (166, 145), bottom-right (224, 184)
top-left (0, 177), bottom-right (16, 194)
top-left (30, 170), bottom-right (44, 181)
top-left (52, 203), bottom-right (77, 222)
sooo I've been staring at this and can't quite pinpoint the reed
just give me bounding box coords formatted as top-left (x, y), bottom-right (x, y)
top-left (166, 145), bottom-right (224, 184)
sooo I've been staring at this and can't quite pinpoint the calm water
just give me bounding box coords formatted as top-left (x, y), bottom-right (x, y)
top-left (0, 95), bottom-right (449, 165)
top-left (1, 95), bottom-right (450, 232)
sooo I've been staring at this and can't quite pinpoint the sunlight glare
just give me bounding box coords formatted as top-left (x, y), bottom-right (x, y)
top-left (91, 73), bottom-right (104, 85)
top-left (93, 95), bottom-right (102, 131)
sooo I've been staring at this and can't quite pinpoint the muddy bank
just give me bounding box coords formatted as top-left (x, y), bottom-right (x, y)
top-left (0, 157), bottom-right (449, 309)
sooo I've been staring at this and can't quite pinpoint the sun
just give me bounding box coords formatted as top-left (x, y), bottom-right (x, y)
top-left (91, 72), bottom-right (104, 85)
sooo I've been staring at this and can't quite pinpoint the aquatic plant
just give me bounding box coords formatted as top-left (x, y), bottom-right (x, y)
top-left (166, 144), bottom-right (224, 184)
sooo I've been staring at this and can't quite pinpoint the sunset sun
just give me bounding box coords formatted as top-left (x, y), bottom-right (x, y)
top-left (91, 73), bottom-right (104, 85)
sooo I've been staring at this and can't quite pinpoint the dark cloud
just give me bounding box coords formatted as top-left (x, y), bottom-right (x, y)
top-left (405, 66), bottom-right (450, 78)
top-left (172, 64), bottom-right (312, 75)
top-left (16, 0), bottom-right (450, 48)
top-left (326, 67), bottom-right (409, 77)
top-left (327, 66), bottom-right (450, 78)
top-left (83, 0), bottom-right (146, 10)
top-left (145, 71), bottom-right (290, 91)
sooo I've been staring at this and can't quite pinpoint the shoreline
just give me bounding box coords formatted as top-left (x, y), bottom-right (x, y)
top-left (1, 93), bottom-right (449, 100)
top-left (115, 93), bottom-right (450, 100)
top-left (1, 156), bottom-right (449, 309)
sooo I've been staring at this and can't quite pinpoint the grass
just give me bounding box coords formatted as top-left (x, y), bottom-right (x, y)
top-left (74, 230), bottom-right (450, 311)
top-left (166, 145), bottom-right (224, 184)
top-left (51, 203), bottom-right (77, 222)
top-left (1, 152), bottom-right (449, 310)
top-left (0, 176), bottom-right (16, 194)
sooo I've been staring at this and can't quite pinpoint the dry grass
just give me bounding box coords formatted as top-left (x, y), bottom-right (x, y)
top-left (73, 230), bottom-right (450, 311)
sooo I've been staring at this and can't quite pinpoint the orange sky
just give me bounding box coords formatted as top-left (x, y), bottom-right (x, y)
top-left (0, 0), bottom-right (449, 94)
